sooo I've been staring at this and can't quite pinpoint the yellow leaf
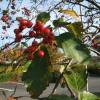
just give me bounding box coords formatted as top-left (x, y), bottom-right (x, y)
top-left (59, 9), bottom-right (80, 20)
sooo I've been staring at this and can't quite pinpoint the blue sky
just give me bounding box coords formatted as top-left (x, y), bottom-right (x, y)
top-left (0, 0), bottom-right (66, 47)
top-left (0, 0), bottom-right (61, 47)
top-left (0, 0), bottom-right (99, 48)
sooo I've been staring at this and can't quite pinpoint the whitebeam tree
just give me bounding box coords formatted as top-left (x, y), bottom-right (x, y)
top-left (0, 0), bottom-right (100, 100)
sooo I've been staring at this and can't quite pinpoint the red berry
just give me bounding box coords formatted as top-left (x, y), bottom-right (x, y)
top-left (33, 21), bottom-right (44, 31)
top-left (38, 50), bottom-right (45, 58)
top-left (19, 19), bottom-right (28, 26)
top-left (27, 21), bottom-right (33, 28)
top-left (36, 31), bottom-right (42, 36)
top-left (43, 33), bottom-right (54, 44)
top-left (15, 34), bottom-right (23, 42)
top-left (42, 27), bottom-right (50, 35)
top-left (14, 29), bottom-right (20, 34)
top-left (29, 31), bottom-right (36, 37)
top-left (1, 15), bottom-right (9, 22)
top-left (19, 25), bottom-right (27, 31)
top-left (28, 53), bottom-right (34, 60)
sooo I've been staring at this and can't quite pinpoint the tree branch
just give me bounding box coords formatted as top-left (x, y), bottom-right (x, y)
top-left (64, 0), bottom-right (97, 10)
top-left (86, 0), bottom-right (100, 9)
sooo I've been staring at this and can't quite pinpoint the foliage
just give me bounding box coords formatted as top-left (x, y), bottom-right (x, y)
top-left (36, 12), bottom-right (50, 23)
top-left (64, 66), bottom-right (87, 93)
top-left (22, 46), bottom-right (52, 98)
top-left (59, 9), bottom-right (80, 19)
top-left (56, 33), bottom-right (91, 64)
top-left (78, 91), bottom-right (100, 100)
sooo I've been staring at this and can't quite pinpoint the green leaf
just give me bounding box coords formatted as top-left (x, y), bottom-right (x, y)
top-left (53, 18), bottom-right (70, 27)
top-left (66, 22), bottom-right (84, 38)
top-left (47, 94), bottom-right (74, 100)
top-left (56, 33), bottom-right (91, 64)
top-left (78, 91), bottom-right (100, 100)
top-left (64, 66), bottom-right (87, 93)
top-left (22, 61), bottom-right (32, 72)
top-left (22, 46), bottom-right (52, 98)
top-left (36, 12), bottom-right (50, 23)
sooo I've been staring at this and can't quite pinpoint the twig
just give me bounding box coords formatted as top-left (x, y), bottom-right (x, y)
top-left (86, 0), bottom-right (100, 9)
top-left (88, 47), bottom-right (100, 56)
top-left (6, 0), bottom-right (12, 10)
top-left (0, 41), bottom-right (15, 51)
top-left (49, 59), bottom-right (73, 96)
top-left (65, 79), bottom-right (75, 97)
top-left (65, 1), bottom-right (97, 10)
top-left (49, 0), bottom-right (63, 12)
top-left (10, 85), bottom-right (17, 96)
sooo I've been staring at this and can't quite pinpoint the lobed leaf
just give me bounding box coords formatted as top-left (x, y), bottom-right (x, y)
top-left (56, 33), bottom-right (91, 64)
top-left (64, 66), bottom-right (87, 93)
top-left (22, 46), bottom-right (52, 98)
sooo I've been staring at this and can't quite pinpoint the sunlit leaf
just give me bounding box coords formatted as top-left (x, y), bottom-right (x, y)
top-left (22, 61), bottom-right (32, 72)
top-left (64, 66), bottom-right (87, 93)
top-left (59, 9), bottom-right (80, 20)
top-left (78, 91), bottom-right (100, 100)
top-left (56, 33), bottom-right (91, 64)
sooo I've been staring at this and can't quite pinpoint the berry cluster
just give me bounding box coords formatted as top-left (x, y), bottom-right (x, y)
top-left (14, 18), bottom-right (33, 42)
top-left (14, 19), bottom-right (54, 60)
top-left (30, 20), bottom-right (54, 44)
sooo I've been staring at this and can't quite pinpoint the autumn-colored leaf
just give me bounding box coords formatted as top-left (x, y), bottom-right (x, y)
top-left (59, 9), bottom-right (80, 20)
